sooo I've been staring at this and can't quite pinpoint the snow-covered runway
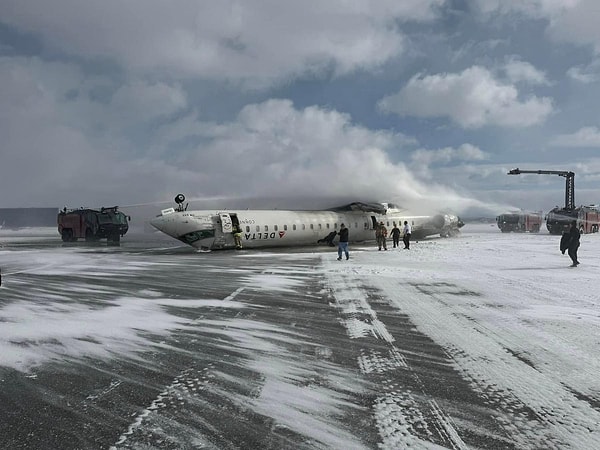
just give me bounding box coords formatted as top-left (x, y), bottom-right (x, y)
top-left (1, 224), bottom-right (598, 448)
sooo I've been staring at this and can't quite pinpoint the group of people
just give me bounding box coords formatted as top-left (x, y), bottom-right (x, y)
top-left (335, 220), bottom-right (412, 260)
top-left (375, 221), bottom-right (411, 251)
top-left (338, 218), bottom-right (583, 267)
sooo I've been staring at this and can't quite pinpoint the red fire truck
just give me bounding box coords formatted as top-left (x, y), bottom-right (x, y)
top-left (57, 206), bottom-right (129, 244)
top-left (546, 205), bottom-right (600, 234)
top-left (496, 211), bottom-right (543, 233)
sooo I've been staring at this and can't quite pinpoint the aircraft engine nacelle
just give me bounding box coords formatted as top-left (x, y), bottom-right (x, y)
top-left (438, 214), bottom-right (464, 237)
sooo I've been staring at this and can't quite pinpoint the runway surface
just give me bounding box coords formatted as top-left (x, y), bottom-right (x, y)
top-left (1, 225), bottom-right (599, 449)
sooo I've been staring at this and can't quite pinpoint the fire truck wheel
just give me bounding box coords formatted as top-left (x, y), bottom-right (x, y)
top-left (107, 233), bottom-right (121, 246)
top-left (61, 229), bottom-right (72, 242)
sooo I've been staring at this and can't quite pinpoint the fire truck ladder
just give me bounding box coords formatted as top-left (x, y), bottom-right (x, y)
top-left (507, 168), bottom-right (575, 210)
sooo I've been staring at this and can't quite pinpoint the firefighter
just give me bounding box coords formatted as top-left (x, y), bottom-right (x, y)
top-left (376, 221), bottom-right (387, 251)
top-left (232, 223), bottom-right (243, 249)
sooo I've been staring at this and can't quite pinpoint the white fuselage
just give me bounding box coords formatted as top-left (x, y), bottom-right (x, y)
top-left (150, 205), bottom-right (462, 251)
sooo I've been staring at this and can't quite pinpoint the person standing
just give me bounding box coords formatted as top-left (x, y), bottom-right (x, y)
top-left (389, 223), bottom-right (401, 248)
top-left (232, 223), bottom-right (243, 249)
top-left (376, 221), bottom-right (388, 251)
top-left (566, 220), bottom-right (580, 267)
top-left (337, 223), bottom-right (349, 260)
top-left (402, 220), bottom-right (412, 249)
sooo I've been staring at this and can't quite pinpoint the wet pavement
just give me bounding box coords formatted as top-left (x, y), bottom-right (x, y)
top-left (1, 229), bottom-right (599, 449)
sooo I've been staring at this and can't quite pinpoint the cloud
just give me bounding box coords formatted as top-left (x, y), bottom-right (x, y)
top-left (0, 56), bottom-right (189, 207)
top-left (550, 126), bottom-right (600, 147)
top-left (173, 99), bottom-right (425, 201)
top-left (409, 144), bottom-right (489, 192)
top-left (544, 0), bottom-right (600, 53)
top-left (411, 144), bottom-right (489, 166)
top-left (0, 55), bottom-right (481, 214)
top-left (567, 59), bottom-right (600, 83)
top-left (474, 1), bottom-right (600, 56)
top-left (503, 58), bottom-right (550, 85)
top-left (377, 66), bottom-right (554, 128)
top-left (471, 0), bottom-right (579, 20)
top-left (110, 81), bottom-right (188, 123)
top-left (147, 99), bottom-right (499, 215)
top-left (0, 0), bottom-right (445, 88)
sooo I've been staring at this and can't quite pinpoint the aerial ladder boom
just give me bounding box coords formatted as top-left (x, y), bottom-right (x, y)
top-left (507, 168), bottom-right (575, 210)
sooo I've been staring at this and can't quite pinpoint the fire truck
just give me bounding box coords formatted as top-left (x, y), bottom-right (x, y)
top-left (57, 206), bottom-right (129, 244)
top-left (546, 205), bottom-right (600, 234)
top-left (508, 168), bottom-right (600, 235)
top-left (496, 211), bottom-right (543, 233)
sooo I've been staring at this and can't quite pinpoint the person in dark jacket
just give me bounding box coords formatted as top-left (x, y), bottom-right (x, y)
top-left (337, 223), bottom-right (349, 260)
top-left (566, 220), bottom-right (581, 267)
top-left (389, 223), bottom-right (401, 248)
top-left (559, 230), bottom-right (569, 255)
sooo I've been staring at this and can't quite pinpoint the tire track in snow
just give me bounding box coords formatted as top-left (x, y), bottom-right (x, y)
top-left (111, 364), bottom-right (215, 448)
top-left (324, 261), bottom-right (468, 449)
top-left (379, 277), bottom-right (600, 448)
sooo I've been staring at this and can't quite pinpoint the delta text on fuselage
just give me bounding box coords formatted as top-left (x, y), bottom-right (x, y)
top-left (150, 194), bottom-right (464, 251)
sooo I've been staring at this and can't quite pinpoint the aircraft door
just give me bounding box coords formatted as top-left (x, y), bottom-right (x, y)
top-left (370, 216), bottom-right (378, 230)
top-left (219, 213), bottom-right (233, 233)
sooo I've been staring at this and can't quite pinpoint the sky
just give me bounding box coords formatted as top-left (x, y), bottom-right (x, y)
top-left (2, 0), bottom-right (600, 216)
top-left (2, 224), bottom-right (600, 447)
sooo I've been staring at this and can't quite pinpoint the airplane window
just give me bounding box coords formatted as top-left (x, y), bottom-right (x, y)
top-left (310, 224), bottom-right (314, 230)
top-left (274, 225), bottom-right (278, 231)
top-left (326, 223), bottom-right (330, 229)
top-left (256, 225), bottom-right (260, 232)
top-left (355, 222), bottom-right (358, 228)
top-left (284, 224), bottom-right (287, 230)
top-left (318, 224), bottom-right (322, 230)
top-left (302, 224), bottom-right (306, 230)
top-left (293, 224), bottom-right (296, 230)
top-left (246, 226), bottom-right (250, 232)
top-left (334, 223), bottom-right (338, 229)
top-left (264, 225), bottom-right (268, 231)
top-left (364, 222), bottom-right (369, 229)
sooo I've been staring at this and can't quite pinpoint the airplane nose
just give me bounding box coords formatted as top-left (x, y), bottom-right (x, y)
top-left (150, 215), bottom-right (171, 234)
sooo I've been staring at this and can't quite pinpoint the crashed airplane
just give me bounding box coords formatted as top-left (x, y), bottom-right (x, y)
top-left (150, 194), bottom-right (464, 251)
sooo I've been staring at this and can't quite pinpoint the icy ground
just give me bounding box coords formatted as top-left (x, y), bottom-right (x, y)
top-left (0, 224), bottom-right (599, 449)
